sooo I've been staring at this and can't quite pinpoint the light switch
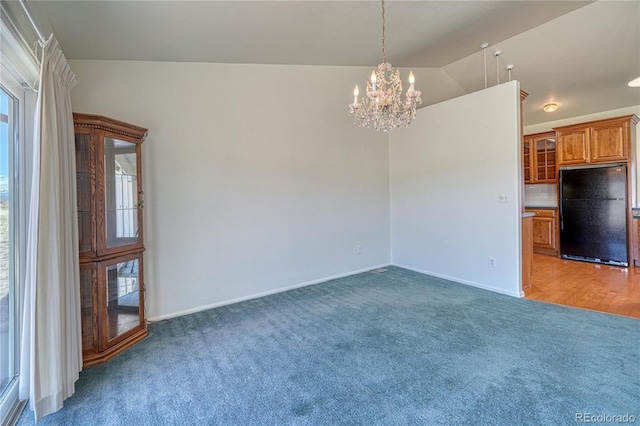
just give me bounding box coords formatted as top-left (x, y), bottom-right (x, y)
top-left (498, 193), bottom-right (509, 203)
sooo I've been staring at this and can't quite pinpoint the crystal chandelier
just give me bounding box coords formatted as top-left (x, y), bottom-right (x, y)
top-left (349, 0), bottom-right (422, 133)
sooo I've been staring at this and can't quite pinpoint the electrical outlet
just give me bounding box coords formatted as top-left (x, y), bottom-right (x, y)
top-left (488, 257), bottom-right (496, 267)
top-left (357, 245), bottom-right (362, 254)
top-left (541, 193), bottom-right (548, 199)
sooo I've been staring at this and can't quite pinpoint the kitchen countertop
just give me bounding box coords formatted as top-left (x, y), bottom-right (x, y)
top-left (525, 206), bottom-right (639, 218)
top-left (522, 212), bottom-right (535, 218)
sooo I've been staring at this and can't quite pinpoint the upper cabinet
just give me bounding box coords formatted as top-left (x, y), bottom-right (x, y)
top-left (555, 115), bottom-right (639, 166)
top-left (523, 131), bottom-right (556, 184)
top-left (555, 127), bottom-right (589, 165)
top-left (75, 114), bottom-right (146, 259)
top-left (590, 119), bottom-right (629, 162)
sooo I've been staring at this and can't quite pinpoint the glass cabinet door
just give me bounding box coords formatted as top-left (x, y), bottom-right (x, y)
top-left (80, 263), bottom-right (97, 355)
top-left (523, 139), bottom-right (532, 182)
top-left (535, 137), bottom-right (556, 182)
top-left (76, 133), bottom-right (93, 255)
top-left (103, 136), bottom-right (141, 251)
top-left (103, 254), bottom-right (143, 342)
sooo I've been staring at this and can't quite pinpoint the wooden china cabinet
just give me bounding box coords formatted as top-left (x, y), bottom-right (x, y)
top-left (74, 113), bottom-right (148, 367)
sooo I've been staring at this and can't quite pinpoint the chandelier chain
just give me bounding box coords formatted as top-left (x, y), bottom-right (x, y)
top-left (381, 0), bottom-right (386, 64)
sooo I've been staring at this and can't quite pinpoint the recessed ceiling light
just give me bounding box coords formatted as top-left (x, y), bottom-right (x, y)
top-left (543, 103), bottom-right (558, 113)
top-left (629, 77), bottom-right (640, 87)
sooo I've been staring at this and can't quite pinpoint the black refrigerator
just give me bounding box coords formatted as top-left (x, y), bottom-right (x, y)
top-left (559, 164), bottom-right (628, 266)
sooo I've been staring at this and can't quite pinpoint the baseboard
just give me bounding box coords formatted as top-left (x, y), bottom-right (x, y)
top-left (2, 399), bottom-right (26, 426)
top-left (391, 263), bottom-right (523, 298)
top-left (148, 263), bottom-right (392, 322)
top-left (533, 247), bottom-right (558, 256)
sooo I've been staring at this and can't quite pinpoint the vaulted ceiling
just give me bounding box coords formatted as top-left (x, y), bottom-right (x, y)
top-left (9, 1), bottom-right (640, 126)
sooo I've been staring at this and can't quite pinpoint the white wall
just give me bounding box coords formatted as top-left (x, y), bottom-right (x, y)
top-left (390, 81), bottom-right (522, 297)
top-left (407, 67), bottom-right (467, 108)
top-left (69, 60), bottom-right (394, 320)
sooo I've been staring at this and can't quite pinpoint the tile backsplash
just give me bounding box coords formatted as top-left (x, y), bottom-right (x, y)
top-left (525, 184), bottom-right (558, 207)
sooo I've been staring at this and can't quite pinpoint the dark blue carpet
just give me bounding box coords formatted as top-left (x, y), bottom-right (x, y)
top-left (18, 266), bottom-right (639, 425)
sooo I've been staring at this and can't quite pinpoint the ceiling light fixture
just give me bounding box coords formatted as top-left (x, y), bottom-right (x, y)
top-left (628, 77), bottom-right (640, 87)
top-left (543, 103), bottom-right (558, 113)
top-left (349, 0), bottom-right (421, 133)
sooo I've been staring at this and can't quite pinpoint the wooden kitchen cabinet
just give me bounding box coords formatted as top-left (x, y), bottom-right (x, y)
top-left (74, 113), bottom-right (148, 367)
top-left (633, 214), bottom-right (640, 267)
top-left (523, 131), bottom-right (556, 183)
top-left (525, 209), bottom-right (558, 256)
top-left (555, 115), bottom-right (638, 166)
top-left (522, 214), bottom-right (533, 292)
top-left (556, 127), bottom-right (589, 165)
top-left (590, 119), bottom-right (629, 162)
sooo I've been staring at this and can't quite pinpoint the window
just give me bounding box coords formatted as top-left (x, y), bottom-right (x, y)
top-left (0, 5), bottom-right (38, 421)
top-left (0, 80), bottom-right (21, 425)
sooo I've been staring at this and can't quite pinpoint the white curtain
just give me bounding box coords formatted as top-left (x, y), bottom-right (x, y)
top-left (19, 35), bottom-right (82, 422)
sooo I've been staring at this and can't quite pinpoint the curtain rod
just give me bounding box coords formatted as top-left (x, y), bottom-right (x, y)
top-left (19, 0), bottom-right (45, 45)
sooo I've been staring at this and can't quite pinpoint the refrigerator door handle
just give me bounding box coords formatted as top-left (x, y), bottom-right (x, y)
top-left (559, 174), bottom-right (564, 231)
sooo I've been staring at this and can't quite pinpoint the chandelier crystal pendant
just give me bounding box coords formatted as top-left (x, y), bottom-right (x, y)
top-left (349, 0), bottom-right (421, 133)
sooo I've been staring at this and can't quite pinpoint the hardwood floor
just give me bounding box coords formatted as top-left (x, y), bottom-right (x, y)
top-left (525, 253), bottom-right (640, 319)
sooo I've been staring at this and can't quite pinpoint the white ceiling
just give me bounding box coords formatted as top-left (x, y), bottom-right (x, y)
top-left (11, 0), bottom-right (640, 126)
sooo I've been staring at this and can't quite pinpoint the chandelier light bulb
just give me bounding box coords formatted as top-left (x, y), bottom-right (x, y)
top-left (353, 85), bottom-right (359, 105)
top-left (409, 72), bottom-right (415, 85)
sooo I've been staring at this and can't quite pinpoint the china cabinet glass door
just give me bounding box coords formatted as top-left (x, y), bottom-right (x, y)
top-left (102, 254), bottom-right (143, 343)
top-left (80, 264), bottom-right (96, 355)
top-left (76, 133), bottom-right (93, 256)
top-left (102, 136), bottom-right (142, 252)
